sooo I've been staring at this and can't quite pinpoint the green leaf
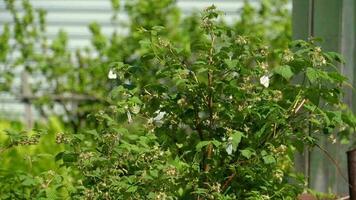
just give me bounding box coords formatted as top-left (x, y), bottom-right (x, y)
top-left (328, 72), bottom-right (347, 83)
top-left (224, 59), bottom-right (238, 69)
top-left (55, 152), bottom-right (64, 161)
top-left (231, 130), bottom-right (243, 150)
top-left (195, 141), bottom-right (210, 152)
top-left (178, 187), bottom-right (184, 196)
top-left (240, 149), bottom-right (253, 159)
top-left (126, 186), bottom-right (138, 193)
top-left (273, 65), bottom-right (294, 80)
top-left (211, 140), bottom-right (221, 148)
top-left (306, 67), bottom-right (319, 83)
top-left (21, 177), bottom-right (36, 186)
top-left (55, 151), bottom-right (78, 163)
top-left (324, 52), bottom-right (345, 63)
top-left (149, 169), bottom-right (159, 178)
top-left (255, 124), bottom-right (266, 138)
top-left (262, 155), bottom-right (276, 164)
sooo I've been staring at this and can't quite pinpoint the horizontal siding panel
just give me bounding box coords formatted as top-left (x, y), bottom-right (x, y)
top-left (0, 12), bottom-right (123, 25)
top-left (177, 1), bottom-right (257, 13)
top-left (0, 0), bottom-right (265, 120)
top-left (0, 0), bottom-right (112, 11)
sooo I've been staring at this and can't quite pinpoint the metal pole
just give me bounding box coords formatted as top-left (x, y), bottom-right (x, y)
top-left (347, 149), bottom-right (356, 200)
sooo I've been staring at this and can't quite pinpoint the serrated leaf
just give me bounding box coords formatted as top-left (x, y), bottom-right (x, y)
top-left (195, 141), bottom-right (210, 152)
top-left (126, 186), bottom-right (138, 193)
top-left (55, 152), bottom-right (64, 161)
top-left (324, 52), bottom-right (345, 63)
top-left (149, 169), bottom-right (158, 178)
top-left (328, 72), bottom-right (347, 83)
top-left (56, 152), bottom-right (78, 163)
top-left (274, 65), bottom-right (293, 80)
top-left (224, 59), bottom-right (238, 69)
top-left (231, 130), bottom-right (243, 150)
top-left (262, 155), bottom-right (276, 164)
top-left (306, 67), bottom-right (319, 83)
top-left (211, 140), bottom-right (221, 148)
top-left (22, 177), bottom-right (36, 186)
top-left (240, 149), bottom-right (253, 159)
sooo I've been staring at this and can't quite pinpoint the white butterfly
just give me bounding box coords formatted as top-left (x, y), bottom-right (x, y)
top-left (108, 69), bottom-right (117, 79)
top-left (226, 143), bottom-right (233, 155)
top-left (260, 75), bottom-right (270, 88)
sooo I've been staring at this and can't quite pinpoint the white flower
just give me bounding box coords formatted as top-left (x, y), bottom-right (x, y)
top-left (153, 111), bottom-right (166, 121)
top-left (329, 134), bottom-right (337, 144)
top-left (127, 110), bottom-right (132, 123)
top-left (108, 69), bottom-right (117, 79)
top-left (150, 110), bottom-right (166, 127)
top-left (260, 75), bottom-right (270, 88)
top-left (226, 143), bottom-right (233, 155)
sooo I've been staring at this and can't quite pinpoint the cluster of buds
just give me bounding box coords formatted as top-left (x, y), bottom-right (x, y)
top-left (310, 46), bottom-right (327, 66)
top-left (158, 37), bottom-right (169, 48)
top-left (201, 14), bottom-right (214, 31)
top-left (273, 169), bottom-right (284, 183)
top-left (210, 182), bottom-right (221, 193)
top-left (272, 90), bottom-right (283, 102)
top-left (84, 189), bottom-right (95, 199)
top-left (155, 192), bottom-right (167, 200)
top-left (108, 105), bottom-right (118, 114)
top-left (55, 133), bottom-right (69, 144)
top-left (236, 35), bottom-right (248, 45)
top-left (79, 151), bottom-right (94, 161)
top-left (103, 133), bottom-right (119, 143)
top-left (165, 165), bottom-right (177, 176)
top-left (271, 144), bottom-right (288, 155)
top-left (259, 46), bottom-right (268, 57)
top-left (45, 170), bottom-right (56, 177)
top-left (18, 136), bottom-right (39, 145)
top-left (282, 49), bottom-right (294, 63)
top-left (177, 97), bottom-right (187, 107)
top-left (259, 62), bottom-right (269, 72)
top-left (140, 146), bottom-right (164, 163)
top-left (95, 110), bottom-right (105, 122)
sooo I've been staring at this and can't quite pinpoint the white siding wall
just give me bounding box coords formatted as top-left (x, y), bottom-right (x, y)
top-left (0, 0), bottom-right (254, 118)
top-left (0, 0), bottom-right (257, 49)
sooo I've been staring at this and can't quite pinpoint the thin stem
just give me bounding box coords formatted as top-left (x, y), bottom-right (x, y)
top-left (204, 32), bottom-right (215, 173)
top-left (315, 143), bottom-right (351, 187)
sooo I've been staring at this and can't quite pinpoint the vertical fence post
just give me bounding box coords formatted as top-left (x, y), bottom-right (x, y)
top-left (293, 0), bottom-right (347, 193)
top-left (292, 0), bottom-right (314, 188)
top-left (21, 70), bottom-right (33, 129)
top-left (312, 0), bottom-right (344, 193)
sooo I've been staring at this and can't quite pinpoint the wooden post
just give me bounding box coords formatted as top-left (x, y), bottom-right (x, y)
top-left (21, 70), bottom-right (33, 129)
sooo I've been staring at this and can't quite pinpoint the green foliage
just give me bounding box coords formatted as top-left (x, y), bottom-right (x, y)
top-left (0, 118), bottom-right (73, 199)
top-left (57, 6), bottom-right (354, 200)
top-left (1, 0), bottom-right (355, 199)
